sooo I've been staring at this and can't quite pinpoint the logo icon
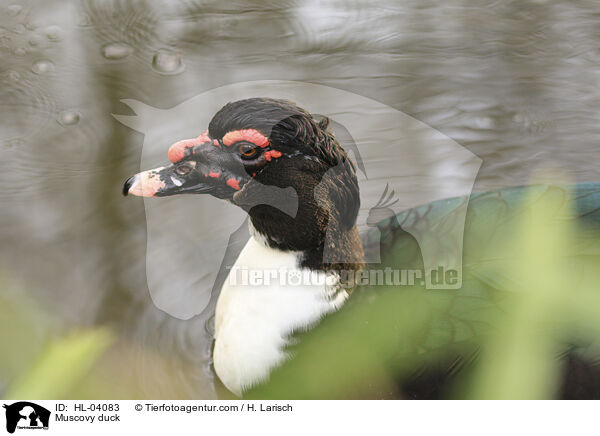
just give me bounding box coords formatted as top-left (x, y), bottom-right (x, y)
top-left (3, 402), bottom-right (50, 434)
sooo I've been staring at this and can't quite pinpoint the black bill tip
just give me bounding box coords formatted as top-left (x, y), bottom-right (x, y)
top-left (122, 175), bottom-right (136, 196)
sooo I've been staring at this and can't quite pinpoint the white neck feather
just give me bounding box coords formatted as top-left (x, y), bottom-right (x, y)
top-left (213, 226), bottom-right (347, 396)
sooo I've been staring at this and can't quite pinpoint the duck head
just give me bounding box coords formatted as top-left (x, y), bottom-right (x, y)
top-left (124, 98), bottom-right (363, 269)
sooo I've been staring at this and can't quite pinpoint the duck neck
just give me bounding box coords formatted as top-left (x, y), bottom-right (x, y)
top-left (247, 203), bottom-right (364, 274)
top-left (213, 230), bottom-right (349, 396)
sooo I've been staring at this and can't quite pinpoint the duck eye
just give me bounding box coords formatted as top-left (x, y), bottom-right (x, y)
top-left (239, 143), bottom-right (258, 159)
top-left (174, 163), bottom-right (192, 176)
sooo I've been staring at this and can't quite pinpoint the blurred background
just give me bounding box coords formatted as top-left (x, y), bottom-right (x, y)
top-left (0, 0), bottom-right (599, 399)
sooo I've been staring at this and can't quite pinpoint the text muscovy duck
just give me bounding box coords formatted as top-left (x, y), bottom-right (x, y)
top-left (124, 98), bottom-right (600, 399)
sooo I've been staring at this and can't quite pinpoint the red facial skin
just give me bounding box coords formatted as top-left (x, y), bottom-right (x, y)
top-left (226, 178), bottom-right (241, 190)
top-left (168, 129), bottom-right (211, 163)
top-left (222, 129), bottom-right (269, 148)
top-left (264, 149), bottom-right (282, 161)
top-left (161, 129), bottom-right (280, 194)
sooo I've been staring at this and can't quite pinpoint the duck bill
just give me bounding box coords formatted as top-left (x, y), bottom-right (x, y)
top-left (124, 166), bottom-right (173, 197)
top-left (123, 165), bottom-right (213, 197)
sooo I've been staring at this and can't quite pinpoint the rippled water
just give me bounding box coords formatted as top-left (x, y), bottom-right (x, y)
top-left (0, 0), bottom-right (599, 398)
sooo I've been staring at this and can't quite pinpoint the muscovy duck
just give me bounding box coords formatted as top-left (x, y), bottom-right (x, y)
top-left (124, 98), bottom-right (363, 396)
top-left (124, 98), bottom-right (600, 399)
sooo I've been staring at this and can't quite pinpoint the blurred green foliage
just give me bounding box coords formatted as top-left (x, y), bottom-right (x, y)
top-left (4, 329), bottom-right (113, 400)
top-left (0, 277), bottom-right (199, 399)
top-left (2, 183), bottom-right (599, 399)
top-left (247, 183), bottom-right (600, 399)
top-left (0, 282), bottom-right (113, 399)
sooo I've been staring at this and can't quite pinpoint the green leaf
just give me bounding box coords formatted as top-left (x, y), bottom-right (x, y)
top-left (4, 328), bottom-right (114, 400)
